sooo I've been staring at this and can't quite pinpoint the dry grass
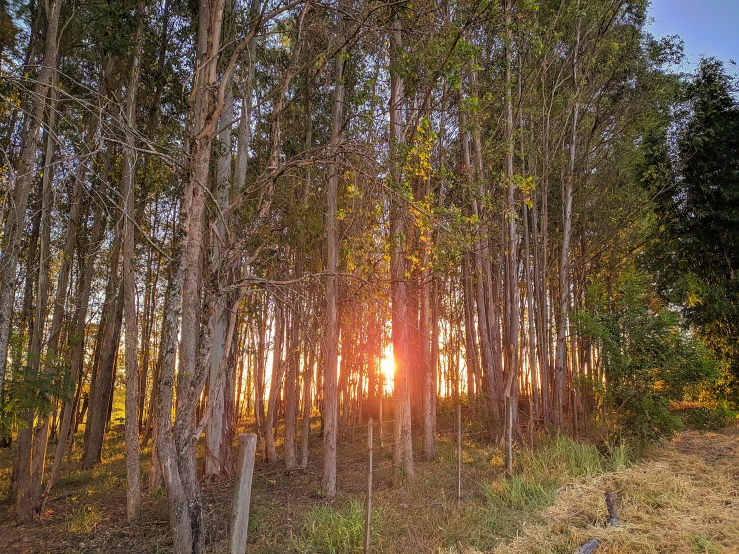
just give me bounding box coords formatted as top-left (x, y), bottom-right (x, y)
top-left (493, 427), bottom-right (739, 554)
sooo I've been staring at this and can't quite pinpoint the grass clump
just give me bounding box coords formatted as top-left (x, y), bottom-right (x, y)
top-left (485, 477), bottom-right (557, 512)
top-left (292, 500), bottom-right (370, 554)
top-left (605, 442), bottom-right (637, 471)
top-left (470, 478), bottom-right (558, 540)
top-left (69, 506), bottom-right (102, 534)
top-left (691, 533), bottom-right (720, 553)
top-left (518, 436), bottom-right (603, 481)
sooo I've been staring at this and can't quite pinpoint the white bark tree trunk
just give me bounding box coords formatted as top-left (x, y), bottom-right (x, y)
top-left (122, 2), bottom-right (145, 521)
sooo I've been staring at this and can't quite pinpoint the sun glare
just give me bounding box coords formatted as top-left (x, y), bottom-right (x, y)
top-left (379, 346), bottom-right (395, 394)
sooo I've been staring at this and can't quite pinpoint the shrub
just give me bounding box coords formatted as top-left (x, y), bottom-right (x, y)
top-left (677, 405), bottom-right (729, 430)
top-left (575, 271), bottom-right (720, 443)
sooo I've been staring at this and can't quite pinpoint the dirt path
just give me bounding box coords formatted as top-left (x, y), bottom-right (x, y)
top-left (492, 426), bottom-right (739, 554)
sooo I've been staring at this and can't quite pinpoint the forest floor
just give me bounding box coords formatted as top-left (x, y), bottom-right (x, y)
top-left (0, 416), bottom-right (737, 553)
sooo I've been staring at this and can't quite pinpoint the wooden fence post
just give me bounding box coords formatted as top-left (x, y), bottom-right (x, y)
top-left (364, 418), bottom-right (373, 553)
top-left (230, 433), bottom-right (257, 554)
top-left (379, 375), bottom-right (384, 447)
top-left (456, 404), bottom-right (462, 502)
top-left (571, 388), bottom-right (579, 438)
top-left (505, 397), bottom-right (513, 479)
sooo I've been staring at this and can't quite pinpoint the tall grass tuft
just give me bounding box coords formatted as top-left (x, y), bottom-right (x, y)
top-left (518, 436), bottom-right (603, 481)
top-left (292, 500), bottom-right (372, 554)
top-left (484, 477), bottom-right (557, 511)
top-left (606, 442), bottom-right (636, 471)
top-left (69, 506), bottom-right (102, 534)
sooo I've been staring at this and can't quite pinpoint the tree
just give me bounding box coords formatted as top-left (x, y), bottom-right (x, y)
top-left (668, 59), bottom-right (739, 394)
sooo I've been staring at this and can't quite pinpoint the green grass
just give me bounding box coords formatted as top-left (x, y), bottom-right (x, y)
top-left (691, 533), bottom-right (720, 553)
top-left (68, 505), bottom-right (103, 534)
top-left (484, 477), bottom-right (558, 511)
top-left (291, 500), bottom-right (373, 554)
top-left (605, 441), bottom-right (636, 471)
top-left (517, 436), bottom-right (604, 481)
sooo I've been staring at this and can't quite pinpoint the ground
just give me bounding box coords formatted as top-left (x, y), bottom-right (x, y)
top-left (0, 418), bottom-right (737, 553)
top-left (490, 426), bottom-right (739, 554)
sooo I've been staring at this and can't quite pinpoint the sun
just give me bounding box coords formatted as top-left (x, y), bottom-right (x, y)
top-left (379, 346), bottom-right (395, 394)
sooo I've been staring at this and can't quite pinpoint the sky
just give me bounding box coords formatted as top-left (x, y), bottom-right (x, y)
top-left (647, 0), bottom-right (739, 70)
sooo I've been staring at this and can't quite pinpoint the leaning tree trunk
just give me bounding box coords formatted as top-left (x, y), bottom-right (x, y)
top-left (46, 57), bottom-right (116, 493)
top-left (15, 78), bottom-right (57, 520)
top-left (82, 224), bottom-right (123, 469)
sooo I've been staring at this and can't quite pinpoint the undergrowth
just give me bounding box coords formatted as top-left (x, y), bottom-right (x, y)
top-left (68, 505), bottom-right (103, 534)
top-left (677, 405), bottom-right (731, 431)
top-left (289, 436), bottom-right (638, 553)
top-left (292, 500), bottom-right (374, 554)
top-left (0, 425), bottom-right (641, 554)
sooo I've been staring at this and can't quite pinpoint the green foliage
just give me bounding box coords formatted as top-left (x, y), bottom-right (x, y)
top-left (292, 501), bottom-right (373, 554)
top-left (1, 334), bottom-right (73, 439)
top-left (649, 59), bottom-right (739, 402)
top-left (615, 392), bottom-right (683, 443)
top-left (676, 405), bottom-right (730, 431)
top-left (575, 270), bottom-right (720, 442)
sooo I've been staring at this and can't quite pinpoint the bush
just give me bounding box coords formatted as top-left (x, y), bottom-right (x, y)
top-left (575, 271), bottom-right (720, 443)
top-left (614, 389), bottom-right (683, 443)
top-left (677, 405), bottom-right (729, 430)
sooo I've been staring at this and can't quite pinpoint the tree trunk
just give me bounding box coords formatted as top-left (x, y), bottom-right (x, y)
top-left (462, 255), bottom-right (479, 419)
top-left (322, 8), bottom-right (346, 497)
top-left (205, 77), bottom-right (234, 479)
top-left (15, 78), bottom-right (58, 519)
top-left (389, 10), bottom-right (414, 485)
top-left (420, 100), bottom-right (436, 461)
top-left (503, 0), bottom-right (519, 476)
top-left (284, 303), bottom-right (299, 470)
top-left (121, 4), bottom-right (144, 520)
top-left (82, 227), bottom-right (123, 469)
top-left (301, 335), bottom-right (315, 469)
top-left (265, 306), bottom-right (285, 463)
top-left (159, 0), bottom-right (227, 545)
top-left (46, 57), bottom-right (116, 492)
top-left (555, 15), bottom-right (580, 428)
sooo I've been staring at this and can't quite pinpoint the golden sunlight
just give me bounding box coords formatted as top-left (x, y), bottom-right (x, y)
top-left (380, 345), bottom-right (395, 394)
